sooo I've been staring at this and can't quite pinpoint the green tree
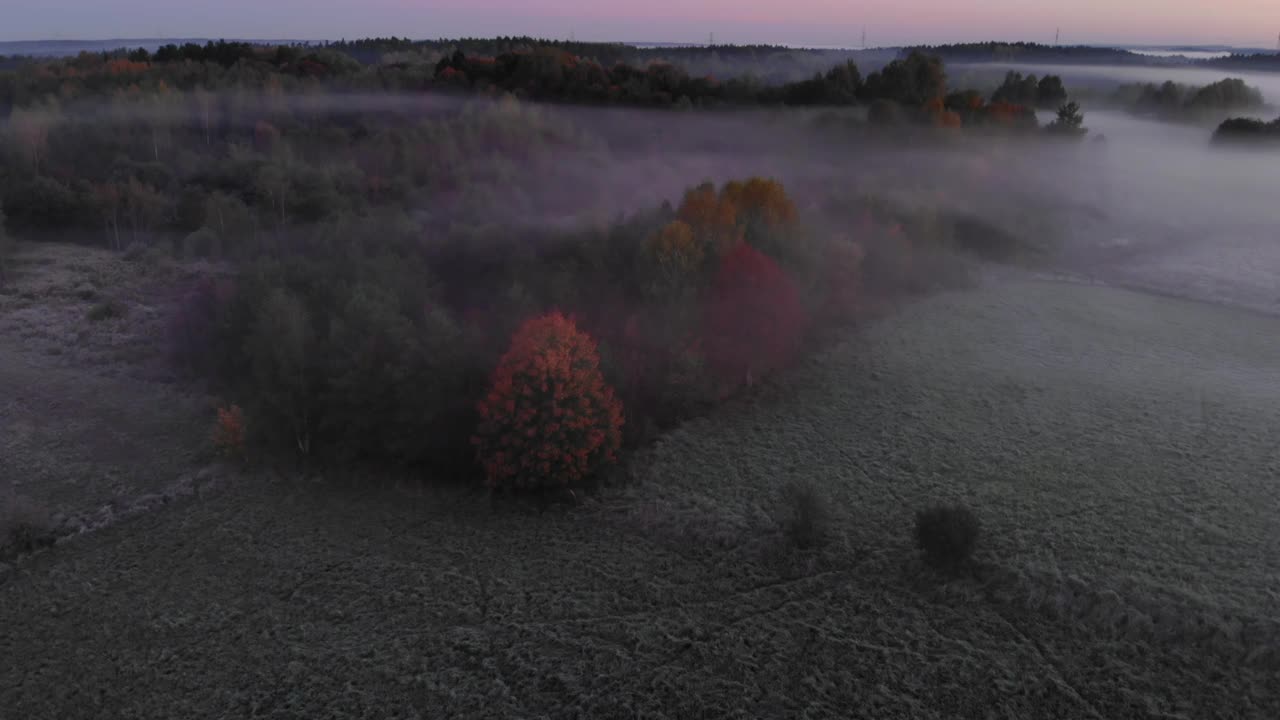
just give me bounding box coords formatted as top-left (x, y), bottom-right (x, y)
top-left (324, 285), bottom-right (465, 462)
top-left (860, 51), bottom-right (946, 107)
top-left (1047, 101), bottom-right (1088, 137)
top-left (249, 288), bottom-right (318, 455)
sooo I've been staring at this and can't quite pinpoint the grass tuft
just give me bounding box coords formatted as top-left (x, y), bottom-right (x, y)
top-left (1, 492), bottom-right (54, 559)
top-left (780, 478), bottom-right (830, 550)
top-left (86, 299), bottom-right (127, 322)
top-left (914, 503), bottom-right (980, 568)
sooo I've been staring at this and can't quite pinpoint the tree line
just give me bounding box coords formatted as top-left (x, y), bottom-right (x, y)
top-left (1109, 77), bottom-right (1264, 123)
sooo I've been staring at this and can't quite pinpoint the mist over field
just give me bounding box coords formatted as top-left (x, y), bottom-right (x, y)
top-left (1, 35), bottom-right (1279, 719)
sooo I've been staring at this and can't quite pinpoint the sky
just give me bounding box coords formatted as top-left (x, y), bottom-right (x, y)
top-left (3, 0), bottom-right (1280, 48)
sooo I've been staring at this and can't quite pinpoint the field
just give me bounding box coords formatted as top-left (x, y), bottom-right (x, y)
top-left (2, 243), bottom-right (1278, 719)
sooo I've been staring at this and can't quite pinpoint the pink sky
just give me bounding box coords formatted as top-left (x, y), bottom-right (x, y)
top-left (6, 0), bottom-right (1280, 47)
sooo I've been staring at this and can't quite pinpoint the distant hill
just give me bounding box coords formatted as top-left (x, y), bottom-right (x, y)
top-left (0, 38), bottom-right (308, 58)
top-left (4, 37), bottom-right (1278, 75)
top-left (909, 42), bottom-right (1280, 72)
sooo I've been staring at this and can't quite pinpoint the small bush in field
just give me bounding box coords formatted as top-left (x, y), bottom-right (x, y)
top-left (914, 504), bottom-right (980, 568)
top-left (473, 311), bottom-right (624, 491)
top-left (213, 404), bottom-right (247, 458)
top-left (0, 492), bottom-right (53, 557)
top-left (87, 299), bottom-right (127, 322)
top-left (781, 479), bottom-right (830, 549)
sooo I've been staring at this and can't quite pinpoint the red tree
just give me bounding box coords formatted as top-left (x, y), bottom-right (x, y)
top-left (473, 312), bottom-right (624, 490)
top-left (702, 243), bottom-right (806, 391)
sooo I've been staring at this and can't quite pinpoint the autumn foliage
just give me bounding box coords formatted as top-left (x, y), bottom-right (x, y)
top-left (473, 312), bottom-right (624, 490)
top-left (676, 183), bottom-right (741, 256)
top-left (702, 243), bottom-right (806, 390)
top-left (674, 177), bottom-right (799, 262)
top-left (645, 219), bottom-right (705, 286)
top-left (721, 177), bottom-right (797, 233)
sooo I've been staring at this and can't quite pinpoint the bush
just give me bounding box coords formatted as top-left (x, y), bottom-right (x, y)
top-left (122, 242), bottom-right (148, 261)
top-left (473, 311), bottom-right (624, 491)
top-left (87, 299), bottom-right (127, 322)
top-left (0, 491), bottom-right (53, 558)
top-left (213, 403), bottom-right (247, 458)
top-left (781, 479), bottom-right (830, 549)
top-left (914, 504), bottom-right (981, 567)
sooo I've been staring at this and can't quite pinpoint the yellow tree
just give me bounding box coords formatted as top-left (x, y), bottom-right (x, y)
top-left (722, 177), bottom-right (796, 232)
top-left (676, 182), bottom-right (740, 256)
top-left (646, 220), bottom-right (704, 291)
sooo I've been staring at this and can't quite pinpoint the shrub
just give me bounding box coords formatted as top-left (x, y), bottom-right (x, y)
top-left (213, 403), bottom-right (247, 458)
top-left (702, 243), bottom-right (806, 391)
top-left (87, 299), bottom-right (127, 322)
top-left (122, 242), bottom-right (148, 261)
top-left (181, 226), bottom-right (222, 259)
top-left (914, 504), bottom-right (981, 568)
top-left (781, 479), bottom-right (830, 549)
top-left (473, 311), bottom-right (624, 491)
top-left (0, 491), bottom-right (53, 558)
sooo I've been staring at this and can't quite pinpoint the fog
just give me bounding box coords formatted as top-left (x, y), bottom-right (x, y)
top-left (554, 94), bottom-right (1280, 314)
top-left (6, 62), bottom-right (1278, 315)
top-left (956, 61), bottom-right (1280, 106)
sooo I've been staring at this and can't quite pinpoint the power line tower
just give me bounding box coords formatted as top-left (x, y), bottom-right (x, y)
top-left (1055, 28), bottom-right (1060, 46)
top-left (862, 27), bottom-right (867, 49)
top-left (709, 32), bottom-right (715, 47)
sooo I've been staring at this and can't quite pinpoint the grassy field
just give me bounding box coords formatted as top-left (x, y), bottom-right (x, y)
top-left (0, 244), bottom-right (212, 537)
top-left (2, 267), bottom-right (1279, 718)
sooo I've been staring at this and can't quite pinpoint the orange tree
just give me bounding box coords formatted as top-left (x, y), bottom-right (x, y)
top-left (676, 182), bottom-right (741, 257)
top-left (473, 312), bottom-right (624, 490)
top-left (720, 177), bottom-right (799, 264)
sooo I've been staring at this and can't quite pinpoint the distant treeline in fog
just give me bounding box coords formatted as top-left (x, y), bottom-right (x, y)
top-left (911, 42), bottom-right (1280, 72)
top-left (1213, 115), bottom-right (1280, 143)
top-left (1108, 78), bottom-right (1266, 123)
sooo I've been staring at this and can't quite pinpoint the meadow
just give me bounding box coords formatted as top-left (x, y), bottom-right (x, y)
top-left (2, 268), bottom-right (1278, 718)
top-left (2, 38), bottom-right (1280, 719)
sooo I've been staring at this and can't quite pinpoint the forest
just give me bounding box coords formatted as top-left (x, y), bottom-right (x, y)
top-left (1108, 77), bottom-right (1265, 123)
top-left (4, 32), bottom-right (1280, 720)
top-left (0, 38), bottom-right (1086, 488)
top-left (1213, 114), bottom-right (1280, 143)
